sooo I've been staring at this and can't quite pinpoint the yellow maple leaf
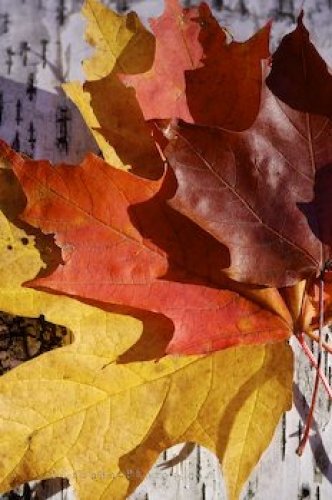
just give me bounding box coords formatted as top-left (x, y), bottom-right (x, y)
top-left (81, 0), bottom-right (154, 80)
top-left (0, 303), bottom-right (292, 500)
top-left (0, 162), bottom-right (293, 500)
top-left (63, 0), bottom-right (162, 178)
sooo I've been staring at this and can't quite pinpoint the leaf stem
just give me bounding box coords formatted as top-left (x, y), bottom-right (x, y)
top-left (305, 329), bottom-right (332, 355)
top-left (296, 271), bottom-right (325, 456)
top-left (296, 333), bottom-right (332, 399)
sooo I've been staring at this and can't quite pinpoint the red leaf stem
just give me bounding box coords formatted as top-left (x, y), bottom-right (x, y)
top-left (297, 272), bottom-right (325, 455)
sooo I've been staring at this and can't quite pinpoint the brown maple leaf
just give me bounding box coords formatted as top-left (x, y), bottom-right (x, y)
top-left (164, 17), bottom-right (332, 288)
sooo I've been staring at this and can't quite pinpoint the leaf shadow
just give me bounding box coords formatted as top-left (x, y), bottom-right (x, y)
top-left (118, 343), bottom-right (290, 498)
top-left (266, 13), bottom-right (332, 119)
top-left (215, 346), bottom-right (279, 465)
top-left (293, 383), bottom-right (332, 484)
top-left (0, 75), bottom-right (101, 275)
top-left (0, 166), bottom-right (63, 276)
top-left (85, 73), bottom-right (164, 179)
top-left (34, 292), bottom-right (174, 363)
top-left (127, 167), bottom-right (231, 287)
top-left (184, 3), bottom-right (268, 130)
top-left (115, 306), bottom-right (174, 364)
top-left (297, 164), bottom-right (332, 254)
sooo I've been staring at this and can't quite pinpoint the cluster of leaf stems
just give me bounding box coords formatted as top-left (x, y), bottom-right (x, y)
top-left (296, 261), bottom-right (332, 455)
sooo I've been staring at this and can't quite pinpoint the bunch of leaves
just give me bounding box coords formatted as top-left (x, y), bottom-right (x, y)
top-left (1, 0), bottom-right (332, 498)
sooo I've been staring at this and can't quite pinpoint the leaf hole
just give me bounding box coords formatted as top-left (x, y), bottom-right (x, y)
top-left (0, 311), bottom-right (73, 375)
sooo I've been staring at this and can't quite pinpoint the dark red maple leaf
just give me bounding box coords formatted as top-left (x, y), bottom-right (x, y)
top-left (164, 17), bottom-right (332, 287)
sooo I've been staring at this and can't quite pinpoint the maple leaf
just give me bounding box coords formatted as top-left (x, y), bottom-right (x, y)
top-left (164, 16), bottom-right (332, 288)
top-left (122, 0), bottom-right (270, 129)
top-left (0, 314), bottom-right (293, 500)
top-left (0, 141), bottom-right (291, 355)
top-left (64, 0), bottom-right (162, 178)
